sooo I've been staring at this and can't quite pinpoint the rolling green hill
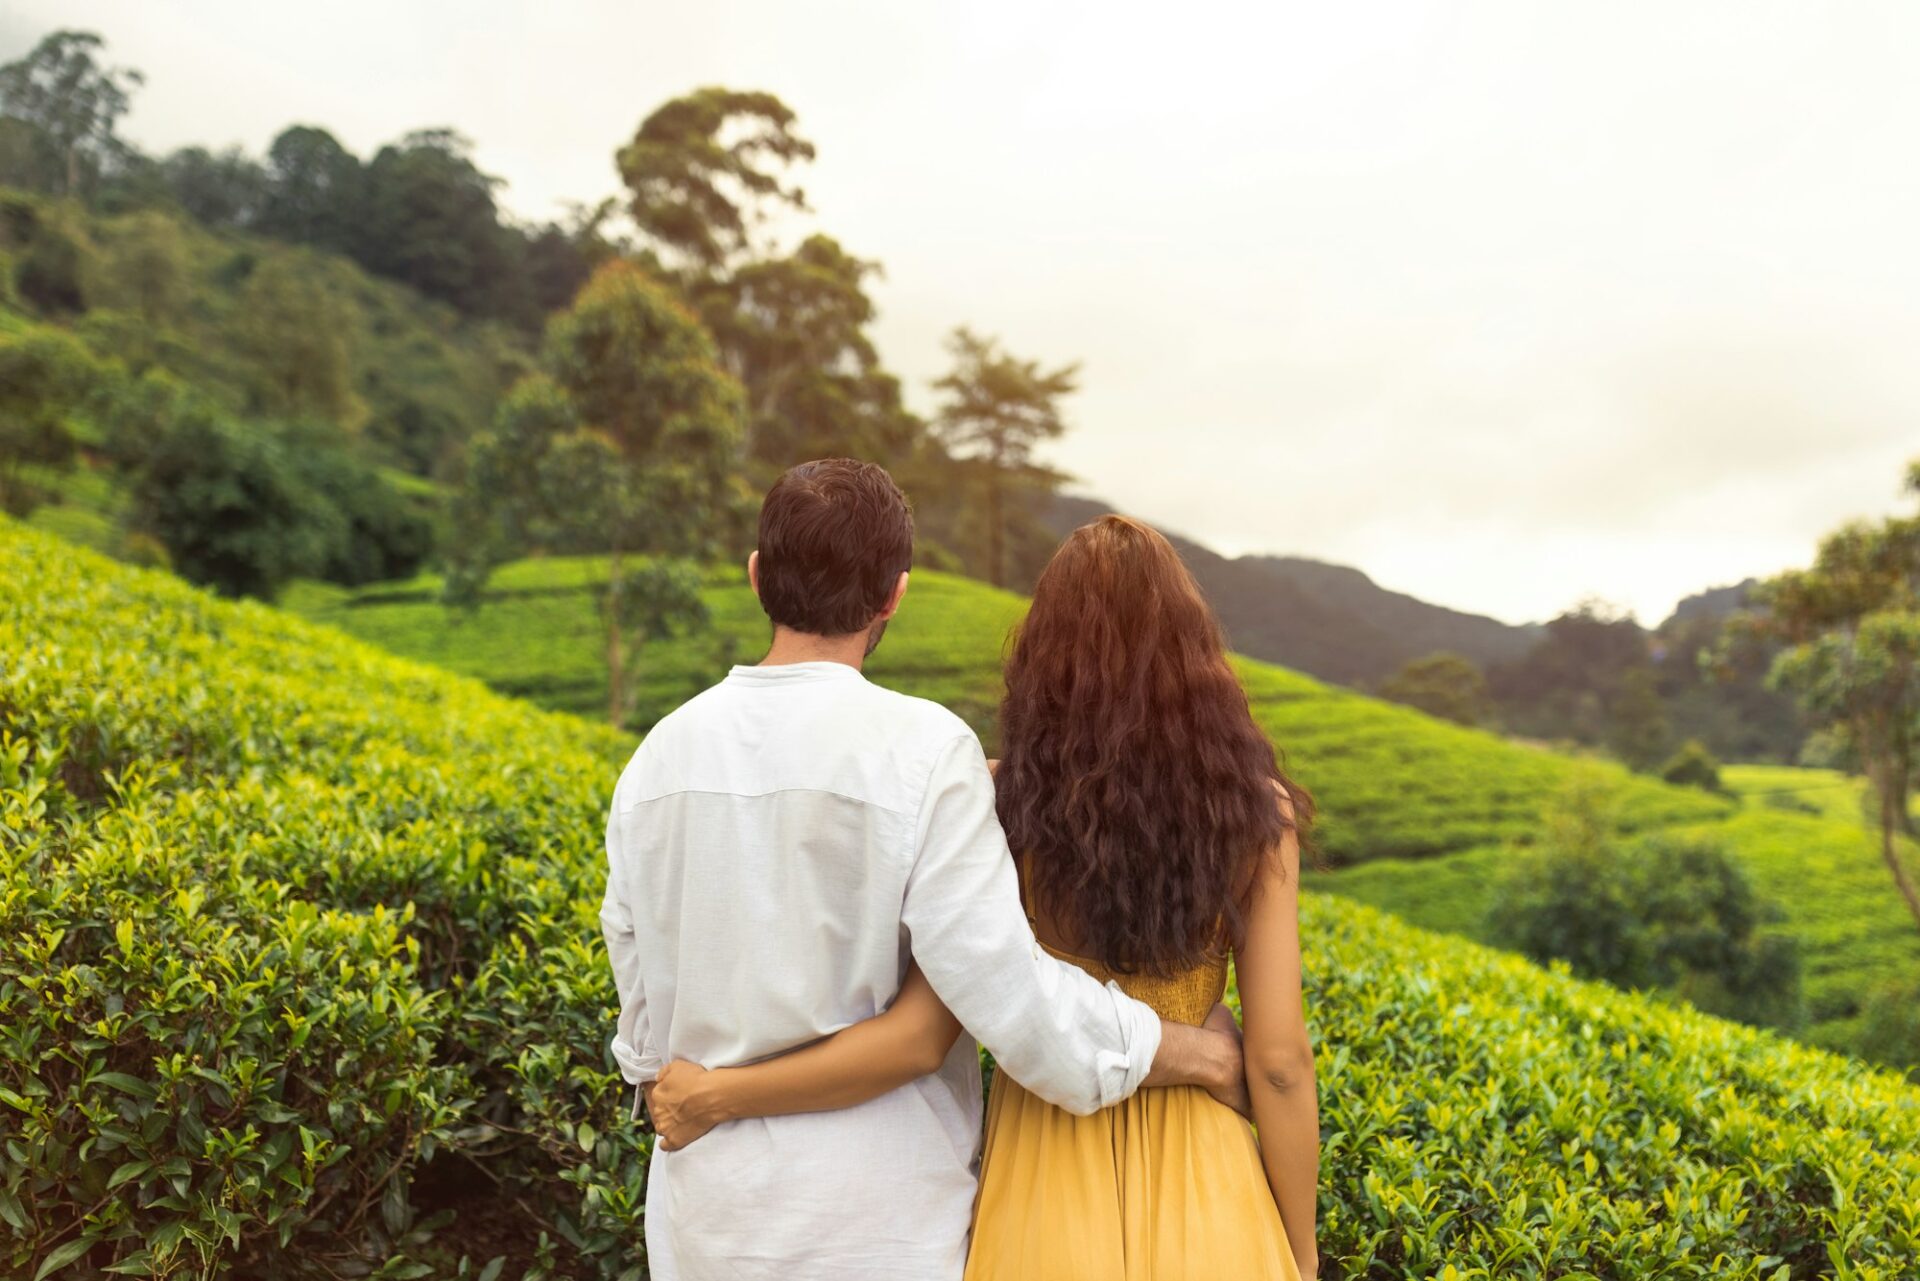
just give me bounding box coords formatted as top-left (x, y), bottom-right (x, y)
top-left (8, 518), bottom-right (1920, 1279)
top-left (3, 188), bottom-right (521, 559)
top-left (286, 555), bottom-right (1920, 1062)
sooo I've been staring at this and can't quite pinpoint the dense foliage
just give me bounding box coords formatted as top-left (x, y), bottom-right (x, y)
top-left (1485, 787), bottom-right (1802, 1029)
top-left (8, 521), bottom-right (1920, 1279)
top-left (3, 526), bottom-right (1920, 1275)
top-left (0, 187), bottom-right (521, 480)
top-left (285, 552), bottom-right (1920, 1068)
top-left (448, 261), bottom-right (742, 722)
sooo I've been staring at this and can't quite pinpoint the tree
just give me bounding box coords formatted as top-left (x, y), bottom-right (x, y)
top-left (1378, 652), bottom-right (1490, 726)
top-left (617, 91), bottom-right (929, 490)
top-left (931, 328), bottom-right (1079, 588)
top-left (126, 406), bottom-right (333, 599)
top-left (0, 325), bottom-right (105, 515)
top-left (161, 145), bottom-right (268, 228)
top-left (0, 30), bottom-right (143, 197)
top-left (258, 125), bottom-right (363, 255)
top-left (702, 233), bottom-right (919, 470)
top-left (276, 419), bottom-right (433, 586)
top-left (1489, 599), bottom-right (1651, 742)
top-left (357, 129), bottom-right (517, 317)
top-left (448, 261), bottom-right (742, 725)
top-left (1755, 460), bottom-right (1920, 933)
top-left (1607, 666), bottom-right (1673, 771)
top-left (618, 88), bottom-right (814, 275)
top-left (95, 209), bottom-right (189, 328)
top-left (234, 252), bottom-right (361, 427)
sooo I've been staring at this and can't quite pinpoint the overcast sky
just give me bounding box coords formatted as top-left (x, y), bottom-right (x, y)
top-left (8, 1), bottom-right (1917, 624)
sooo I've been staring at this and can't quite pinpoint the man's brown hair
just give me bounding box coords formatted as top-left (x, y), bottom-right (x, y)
top-left (755, 459), bottom-right (914, 636)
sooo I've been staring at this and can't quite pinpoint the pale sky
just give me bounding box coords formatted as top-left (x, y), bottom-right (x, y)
top-left (7, 1), bottom-right (1918, 624)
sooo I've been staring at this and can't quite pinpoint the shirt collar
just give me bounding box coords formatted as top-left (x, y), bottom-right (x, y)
top-left (725, 661), bottom-right (867, 685)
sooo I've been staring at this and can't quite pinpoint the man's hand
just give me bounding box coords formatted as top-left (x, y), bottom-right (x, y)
top-left (644, 1060), bottom-right (731, 1150)
top-left (1201, 1002), bottom-right (1252, 1119)
top-left (1140, 1004), bottom-right (1250, 1119)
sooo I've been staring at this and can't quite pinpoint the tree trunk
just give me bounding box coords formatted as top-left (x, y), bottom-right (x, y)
top-left (1878, 775), bottom-right (1920, 934)
top-left (605, 547), bottom-right (626, 727)
top-left (986, 447), bottom-right (1005, 589)
top-left (1894, 750), bottom-right (1916, 837)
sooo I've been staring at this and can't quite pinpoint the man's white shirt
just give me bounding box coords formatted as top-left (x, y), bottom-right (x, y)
top-left (601, 660), bottom-right (1163, 1280)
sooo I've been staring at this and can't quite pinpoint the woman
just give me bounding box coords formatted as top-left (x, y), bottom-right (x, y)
top-left (647, 515), bottom-right (1320, 1279)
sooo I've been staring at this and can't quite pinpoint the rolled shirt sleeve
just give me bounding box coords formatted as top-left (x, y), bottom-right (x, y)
top-left (900, 732), bottom-right (1162, 1115)
top-left (601, 799), bottom-right (661, 1091)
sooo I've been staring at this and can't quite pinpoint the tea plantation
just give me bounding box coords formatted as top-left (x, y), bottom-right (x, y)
top-left (287, 556), bottom-right (1920, 1059)
top-left (9, 522), bottom-right (1920, 1278)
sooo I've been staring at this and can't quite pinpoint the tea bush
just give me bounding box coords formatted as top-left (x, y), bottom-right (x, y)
top-left (7, 521), bottom-right (1920, 1278)
top-left (287, 554), bottom-right (1920, 1060)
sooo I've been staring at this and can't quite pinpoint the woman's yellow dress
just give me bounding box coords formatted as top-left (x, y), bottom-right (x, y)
top-left (964, 902), bottom-right (1302, 1280)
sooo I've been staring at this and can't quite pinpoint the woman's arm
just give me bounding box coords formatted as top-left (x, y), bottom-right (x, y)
top-left (645, 963), bottom-right (963, 1150)
top-left (1234, 787), bottom-right (1320, 1278)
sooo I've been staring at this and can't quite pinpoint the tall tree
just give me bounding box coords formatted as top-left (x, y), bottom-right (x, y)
top-left (357, 129), bottom-right (516, 316)
top-left (701, 233), bottom-right (918, 469)
top-left (617, 89), bottom-right (933, 490)
top-left (448, 261), bottom-right (742, 724)
top-left (1756, 460), bottom-right (1920, 932)
top-left (258, 125), bottom-right (364, 255)
top-left (0, 30), bottom-right (143, 197)
top-left (161, 145), bottom-right (268, 228)
top-left (618, 88), bottom-right (814, 276)
top-left (931, 328), bottom-right (1079, 588)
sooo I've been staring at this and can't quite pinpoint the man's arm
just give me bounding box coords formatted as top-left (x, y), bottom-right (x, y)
top-left (900, 733), bottom-right (1235, 1115)
top-left (600, 797), bottom-right (660, 1118)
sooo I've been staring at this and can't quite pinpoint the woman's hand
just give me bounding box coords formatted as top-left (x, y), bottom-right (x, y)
top-left (645, 1060), bottom-right (732, 1150)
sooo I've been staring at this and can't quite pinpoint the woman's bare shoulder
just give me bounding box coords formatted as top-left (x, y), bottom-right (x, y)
top-left (987, 757), bottom-right (1000, 778)
top-left (1269, 777), bottom-right (1294, 821)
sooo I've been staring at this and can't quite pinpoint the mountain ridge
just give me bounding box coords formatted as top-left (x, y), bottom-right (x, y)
top-left (1041, 493), bottom-right (1542, 686)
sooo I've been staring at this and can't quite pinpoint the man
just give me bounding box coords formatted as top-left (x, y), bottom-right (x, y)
top-left (601, 459), bottom-right (1243, 1280)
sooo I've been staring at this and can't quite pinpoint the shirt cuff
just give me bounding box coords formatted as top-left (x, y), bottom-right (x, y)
top-left (612, 1036), bottom-right (663, 1086)
top-left (1097, 981), bottom-right (1163, 1108)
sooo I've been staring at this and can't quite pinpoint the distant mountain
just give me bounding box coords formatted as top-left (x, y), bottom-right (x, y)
top-left (1662, 580), bottom-right (1759, 629)
top-left (1041, 495), bottom-right (1541, 687)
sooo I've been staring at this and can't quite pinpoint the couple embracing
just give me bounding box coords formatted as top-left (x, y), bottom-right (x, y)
top-left (600, 459), bottom-right (1320, 1280)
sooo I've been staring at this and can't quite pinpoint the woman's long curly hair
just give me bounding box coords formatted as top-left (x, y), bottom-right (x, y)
top-left (996, 515), bottom-right (1313, 976)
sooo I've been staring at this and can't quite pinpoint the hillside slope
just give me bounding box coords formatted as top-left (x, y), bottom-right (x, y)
top-left (8, 518), bottom-right (1919, 1279)
top-left (4, 189), bottom-right (521, 557)
top-left (287, 555), bottom-right (1920, 1059)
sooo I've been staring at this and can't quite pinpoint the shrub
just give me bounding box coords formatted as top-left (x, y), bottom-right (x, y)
top-left (1660, 738), bottom-right (1726, 793)
top-left (1487, 795), bottom-right (1802, 1029)
top-left (122, 404), bottom-right (432, 599)
top-left (1858, 980), bottom-right (1920, 1084)
top-left (126, 406), bottom-right (334, 599)
top-left (279, 420), bottom-right (434, 586)
top-left (0, 324), bottom-right (107, 515)
top-left (12, 209), bottom-right (91, 315)
top-left (5, 521), bottom-right (1917, 1279)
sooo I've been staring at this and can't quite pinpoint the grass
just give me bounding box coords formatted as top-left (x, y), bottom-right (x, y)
top-left (283, 554), bottom-right (1920, 1065)
top-left (8, 517), bottom-right (1920, 1279)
